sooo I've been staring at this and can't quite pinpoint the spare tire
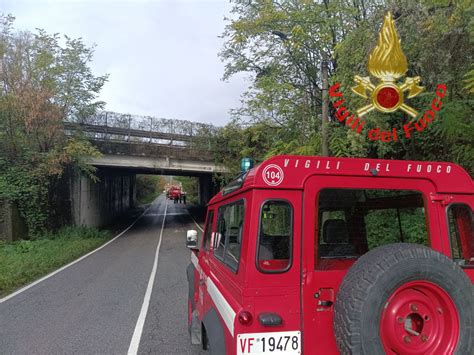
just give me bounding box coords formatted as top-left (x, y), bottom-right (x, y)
top-left (334, 243), bottom-right (473, 354)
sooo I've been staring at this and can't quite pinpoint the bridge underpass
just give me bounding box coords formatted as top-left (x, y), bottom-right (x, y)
top-left (0, 113), bottom-right (229, 353)
top-left (67, 112), bottom-right (227, 228)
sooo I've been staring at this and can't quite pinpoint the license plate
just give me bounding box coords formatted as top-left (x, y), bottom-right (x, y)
top-left (237, 331), bottom-right (301, 354)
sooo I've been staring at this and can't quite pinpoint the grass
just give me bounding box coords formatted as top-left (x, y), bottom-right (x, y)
top-left (0, 226), bottom-right (111, 298)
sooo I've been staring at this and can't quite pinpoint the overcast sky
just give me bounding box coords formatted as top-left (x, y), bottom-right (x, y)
top-left (0, 0), bottom-right (246, 126)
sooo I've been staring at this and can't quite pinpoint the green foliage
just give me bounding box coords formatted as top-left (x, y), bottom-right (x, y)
top-left (174, 176), bottom-right (199, 204)
top-left (0, 227), bottom-right (111, 296)
top-left (465, 66), bottom-right (474, 93)
top-left (0, 14), bottom-right (107, 235)
top-left (218, 1), bottom-right (474, 176)
top-left (334, 0), bottom-right (474, 172)
top-left (136, 175), bottom-right (167, 205)
top-left (135, 175), bottom-right (199, 205)
top-left (365, 208), bottom-right (428, 249)
top-left (0, 163), bottom-right (49, 234)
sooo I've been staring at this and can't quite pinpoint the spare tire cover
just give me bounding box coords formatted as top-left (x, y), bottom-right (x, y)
top-left (334, 243), bottom-right (473, 354)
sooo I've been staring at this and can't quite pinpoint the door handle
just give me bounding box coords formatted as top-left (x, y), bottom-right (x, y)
top-left (315, 288), bottom-right (335, 310)
top-left (318, 300), bottom-right (333, 307)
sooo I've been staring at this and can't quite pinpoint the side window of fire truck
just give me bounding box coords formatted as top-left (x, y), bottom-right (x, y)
top-left (447, 204), bottom-right (474, 267)
top-left (215, 200), bottom-right (245, 272)
top-left (317, 188), bottom-right (428, 260)
top-left (202, 210), bottom-right (214, 251)
top-left (257, 200), bottom-right (293, 273)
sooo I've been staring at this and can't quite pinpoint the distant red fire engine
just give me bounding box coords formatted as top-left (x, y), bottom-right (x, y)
top-left (166, 185), bottom-right (186, 204)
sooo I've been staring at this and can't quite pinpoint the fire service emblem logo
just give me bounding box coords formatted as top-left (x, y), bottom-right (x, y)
top-left (351, 12), bottom-right (423, 118)
top-left (329, 12), bottom-right (446, 142)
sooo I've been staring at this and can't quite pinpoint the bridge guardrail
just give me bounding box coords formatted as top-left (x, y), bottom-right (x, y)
top-left (66, 111), bottom-right (219, 150)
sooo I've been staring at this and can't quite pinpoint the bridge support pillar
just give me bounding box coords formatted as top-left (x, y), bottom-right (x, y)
top-left (71, 169), bottom-right (136, 228)
top-left (198, 175), bottom-right (213, 206)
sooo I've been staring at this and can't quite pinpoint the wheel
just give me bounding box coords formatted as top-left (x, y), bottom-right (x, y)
top-left (334, 243), bottom-right (473, 354)
top-left (188, 299), bottom-right (193, 331)
top-left (202, 324), bottom-right (209, 351)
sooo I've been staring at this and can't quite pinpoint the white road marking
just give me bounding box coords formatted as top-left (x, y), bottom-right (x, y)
top-left (145, 212), bottom-right (186, 217)
top-left (127, 200), bottom-right (168, 355)
top-left (0, 204), bottom-right (152, 305)
top-left (187, 210), bottom-right (204, 232)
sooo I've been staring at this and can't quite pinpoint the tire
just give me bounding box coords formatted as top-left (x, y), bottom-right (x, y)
top-left (202, 324), bottom-right (209, 351)
top-left (334, 243), bottom-right (473, 354)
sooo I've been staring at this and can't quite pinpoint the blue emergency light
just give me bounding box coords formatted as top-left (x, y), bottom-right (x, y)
top-left (240, 158), bottom-right (254, 173)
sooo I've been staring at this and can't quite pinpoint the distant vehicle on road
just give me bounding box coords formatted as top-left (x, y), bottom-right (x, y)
top-left (166, 185), bottom-right (187, 204)
top-left (186, 155), bottom-right (473, 354)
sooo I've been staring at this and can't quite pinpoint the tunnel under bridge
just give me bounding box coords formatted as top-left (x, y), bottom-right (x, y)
top-left (67, 112), bottom-right (227, 228)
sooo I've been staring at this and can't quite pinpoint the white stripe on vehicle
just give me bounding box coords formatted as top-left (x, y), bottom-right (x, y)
top-left (206, 277), bottom-right (236, 337)
top-left (191, 251), bottom-right (199, 270)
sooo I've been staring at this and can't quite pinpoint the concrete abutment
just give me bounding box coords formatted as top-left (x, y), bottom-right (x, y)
top-left (70, 169), bottom-right (136, 228)
top-left (70, 169), bottom-right (217, 229)
top-left (0, 199), bottom-right (28, 241)
top-left (198, 174), bottom-right (214, 206)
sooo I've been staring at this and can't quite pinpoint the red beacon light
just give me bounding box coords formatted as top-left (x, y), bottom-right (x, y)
top-left (238, 310), bottom-right (253, 326)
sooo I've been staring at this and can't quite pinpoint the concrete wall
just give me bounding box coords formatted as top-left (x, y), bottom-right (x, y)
top-left (1, 168), bottom-right (216, 237)
top-left (198, 175), bottom-right (214, 206)
top-left (71, 169), bottom-right (136, 228)
top-left (89, 141), bottom-right (227, 174)
top-left (0, 199), bottom-right (28, 241)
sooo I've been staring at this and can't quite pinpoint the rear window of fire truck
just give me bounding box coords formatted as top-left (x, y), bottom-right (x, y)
top-left (447, 204), bottom-right (474, 268)
top-left (257, 200), bottom-right (293, 273)
top-left (214, 200), bottom-right (245, 272)
top-left (317, 189), bottom-right (428, 261)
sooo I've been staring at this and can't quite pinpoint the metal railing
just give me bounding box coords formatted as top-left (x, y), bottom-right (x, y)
top-left (66, 111), bottom-right (219, 149)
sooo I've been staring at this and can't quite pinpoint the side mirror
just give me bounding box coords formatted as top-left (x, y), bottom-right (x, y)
top-left (186, 230), bottom-right (199, 250)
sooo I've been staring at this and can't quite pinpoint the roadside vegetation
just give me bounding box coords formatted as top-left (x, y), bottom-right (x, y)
top-left (213, 0), bottom-right (473, 179)
top-left (136, 175), bottom-right (199, 205)
top-left (0, 227), bottom-right (111, 297)
top-left (136, 175), bottom-right (167, 205)
top-left (174, 176), bottom-right (199, 205)
top-left (0, 14), bottom-right (111, 296)
top-left (0, 14), bottom-right (107, 236)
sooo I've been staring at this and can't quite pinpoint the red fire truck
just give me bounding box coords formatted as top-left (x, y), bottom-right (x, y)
top-left (167, 185), bottom-right (182, 202)
top-left (186, 155), bottom-right (473, 354)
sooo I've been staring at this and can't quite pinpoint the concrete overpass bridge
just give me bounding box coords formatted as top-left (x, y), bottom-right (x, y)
top-left (65, 111), bottom-right (226, 228)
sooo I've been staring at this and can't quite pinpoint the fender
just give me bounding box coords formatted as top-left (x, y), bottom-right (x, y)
top-left (186, 262), bottom-right (201, 344)
top-left (186, 262), bottom-right (196, 310)
top-left (203, 307), bottom-right (226, 355)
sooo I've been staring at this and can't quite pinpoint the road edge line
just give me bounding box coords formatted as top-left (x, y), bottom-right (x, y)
top-left (0, 204), bottom-right (151, 304)
top-left (187, 209), bottom-right (204, 232)
top-left (127, 199), bottom-right (168, 355)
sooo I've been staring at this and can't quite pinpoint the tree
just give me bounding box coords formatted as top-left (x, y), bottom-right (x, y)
top-left (334, 0), bottom-right (474, 172)
top-left (220, 0), bottom-right (384, 157)
top-left (220, 1), bottom-right (473, 174)
top-left (0, 14), bottom-right (107, 235)
top-left (464, 66), bottom-right (474, 94)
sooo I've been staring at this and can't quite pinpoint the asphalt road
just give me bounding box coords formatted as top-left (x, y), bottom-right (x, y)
top-left (0, 195), bottom-right (205, 355)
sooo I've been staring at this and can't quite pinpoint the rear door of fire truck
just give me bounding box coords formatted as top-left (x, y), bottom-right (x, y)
top-left (301, 174), bottom-right (440, 354)
top-left (436, 194), bottom-right (474, 282)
